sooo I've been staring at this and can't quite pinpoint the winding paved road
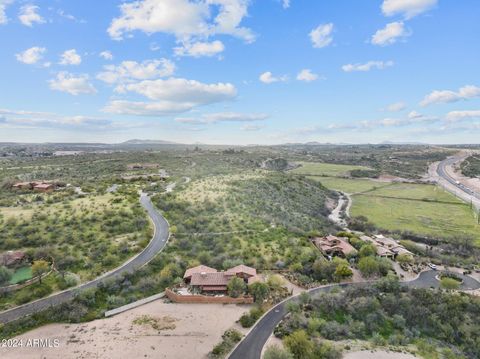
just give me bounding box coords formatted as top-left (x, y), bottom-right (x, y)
top-left (437, 156), bottom-right (480, 200)
top-left (229, 270), bottom-right (480, 359)
top-left (0, 193), bottom-right (169, 324)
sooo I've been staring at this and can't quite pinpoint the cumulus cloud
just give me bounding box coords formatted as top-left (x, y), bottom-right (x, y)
top-left (296, 69), bottom-right (320, 82)
top-left (371, 21), bottom-right (410, 46)
top-left (108, 0), bottom-right (255, 44)
top-left (175, 112), bottom-right (268, 124)
top-left (382, 0), bottom-right (437, 19)
top-left (342, 60), bottom-right (394, 72)
top-left (174, 40), bottom-right (225, 57)
top-left (18, 4), bottom-right (45, 27)
top-left (420, 85), bottom-right (480, 106)
top-left (49, 72), bottom-right (97, 95)
top-left (104, 77), bottom-right (237, 116)
top-left (385, 102), bottom-right (407, 112)
top-left (282, 0), bottom-right (290, 9)
top-left (15, 46), bottom-right (46, 65)
top-left (59, 49), bottom-right (82, 65)
top-left (97, 59), bottom-right (176, 84)
top-left (0, 0), bottom-right (14, 24)
top-left (309, 23), bottom-right (333, 48)
top-left (99, 51), bottom-right (113, 60)
top-left (445, 110), bottom-right (480, 122)
top-left (259, 71), bottom-right (288, 84)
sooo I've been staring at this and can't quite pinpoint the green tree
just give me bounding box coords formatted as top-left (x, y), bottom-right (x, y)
top-left (359, 243), bottom-right (377, 257)
top-left (32, 260), bottom-right (49, 284)
top-left (0, 266), bottom-right (13, 286)
top-left (440, 277), bottom-right (460, 291)
top-left (228, 277), bottom-right (246, 298)
top-left (334, 262), bottom-right (353, 280)
top-left (283, 330), bottom-right (314, 359)
top-left (396, 253), bottom-right (413, 265)
top-left (358, 256), bottom-right (379, 278)
top-left (263, 344), bottom-right (294, 359)
top-left (249, 282), bottom-right (270, 303)
top-left (267, 274), bottom-right (285, 289)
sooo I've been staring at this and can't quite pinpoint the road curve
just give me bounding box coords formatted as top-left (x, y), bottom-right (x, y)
top-left (0, 193), bottom-right (169, 324)
top-left (229, 271), bottom-right (480, 359)
top-left (437, 156), bottom-right (480, 200)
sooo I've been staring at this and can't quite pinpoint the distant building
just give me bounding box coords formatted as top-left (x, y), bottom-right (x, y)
top-left (360, 234), bottom-right (413, 259)
top-left (311, 235), bottom-right (357, 258)
top-left (183, 264), bottom-right (257, 294)
top-left (127, 163), bottom-right (160, 170)
top-left (1, 251), bottom-right (26, 267)
top-left (12, 181), bottom-right (56, 192)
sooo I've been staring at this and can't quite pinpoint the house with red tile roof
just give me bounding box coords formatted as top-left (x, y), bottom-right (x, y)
top-left (311, 235), bottom-right (357, 258)
top-left (183, 264), bottom-right (258, 294)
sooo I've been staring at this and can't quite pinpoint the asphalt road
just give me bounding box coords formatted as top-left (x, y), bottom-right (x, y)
top-left (0, 193), bottom-right (169, 324)
top-left (229, 271), bottom-right (480, 359)
top-left (437, 156), bottom-right (480, 200)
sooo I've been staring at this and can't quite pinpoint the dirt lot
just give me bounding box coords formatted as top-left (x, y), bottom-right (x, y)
top-left (0, 300), bottom-right (250, 359)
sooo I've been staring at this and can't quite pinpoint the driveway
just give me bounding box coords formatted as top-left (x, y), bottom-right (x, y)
top-left (0, 193), bottom-right (169, 324)
top-left (229, 271), bottom-right (480, 359)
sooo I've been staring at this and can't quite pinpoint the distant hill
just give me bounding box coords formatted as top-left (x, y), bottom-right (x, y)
top-left (121, 139), bottom-right (180, 145)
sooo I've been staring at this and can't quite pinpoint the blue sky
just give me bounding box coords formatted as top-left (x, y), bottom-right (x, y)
top-left (0, 0), bottom-right (479, 144)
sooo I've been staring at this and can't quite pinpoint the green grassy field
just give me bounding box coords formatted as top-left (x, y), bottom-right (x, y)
top-left (291, 162), bottom-right (371, 177)
top-left (351, 183), bottom-right (480, 242)
top-left (309, 176), bottom-right (390, 193)
top-left (9, 267), bottom-right (32, 284)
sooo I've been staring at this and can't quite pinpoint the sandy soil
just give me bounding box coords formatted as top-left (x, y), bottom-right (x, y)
top-left (0, 300), bottom-right (250, 359)
top-left (345, 350), bottom-right (417, 359)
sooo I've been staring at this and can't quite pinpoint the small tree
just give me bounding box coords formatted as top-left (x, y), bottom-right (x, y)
top-left (228, 277), bottom-right (246, 298)
top-left (283, 330), bottom-right (314, 359)
top-left (334, 263), bottom-right (353, 280)
top-left (396, 253), bottom-right (413, 265)
top-left (359, 243), bottom-right (377, 257)
top-left (440, 277), bottom-right (460, 291)
top-left (32, 260), bottom-right (49, 284)
top-left (249, 282), bottom-right (270, 303)
top-left (263, 344), bottom-right (294, 359)
top-left (358, 256), bottom-right (379, 278)
top-left (0, 266), bottom-right (13, 286)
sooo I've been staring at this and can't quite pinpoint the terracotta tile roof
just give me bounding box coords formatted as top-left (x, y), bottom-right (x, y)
top-left (312, 236), bottom-right (357, 256)
top-left (190, 272), bottom-right (230, 286)
top-left (183, 265), bottom-right (217, 279)
top-left (227, 265), bottom-right (257, 277)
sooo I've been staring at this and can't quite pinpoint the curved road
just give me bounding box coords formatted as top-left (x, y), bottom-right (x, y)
top-left (229, 270), bottom-right (480, 359)
top-left (437, 156), bottom-right (479, 200)
top-left (0, 193), bottom-right (169, 324)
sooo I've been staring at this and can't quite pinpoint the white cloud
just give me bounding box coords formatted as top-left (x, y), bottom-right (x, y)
top-left (176, 112), bottom-right (268, 124)
top-left (420, 85), bottom-right (480, 106)
top-left (309, 23), bottom-right (333, 48)
top-left (382, 0), bottom-right (437, 19)
top-left (174, 40), bottom-right (224, 57)
top-left (18, 4), bottom-right (45, 27)
top-left (0, 0), bottom-right (14, 24)
top-left (99, 51), bottom-right (113, 60)
top-left (282, 0), bottom-right (290, 9)
top-left (445, 110), bottom-right (480, 122)
top-left (97, 59), bottom-right (176, 84)
top-left (296, 69), bottom-right (320, 82)
top-left (385, 102), bottom-right (407, 112)
top-left (49, 72), bottom-right (97, 95)
top-left (371, 21), bottom-right (410, 46)
top-left (15, 46), bottom-right (46, 65)
top-left (108, 0), bottom-right (255, 43)
top-left (342, 60), bottom-right (394, 72)
top-left (259, 71), bottom-right (288, 84)
top-left (59, 49), bottom-right (82, 65)
top-left (104, 77), bottom-right (237, 116)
